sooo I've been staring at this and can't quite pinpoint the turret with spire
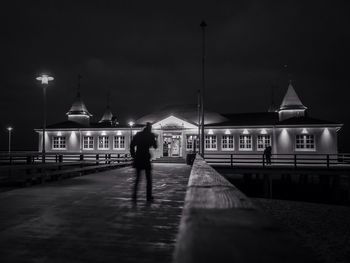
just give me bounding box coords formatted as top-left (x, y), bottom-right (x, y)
top-left (99, 91), bottom-right (118, 126)
top-left (66, 75), bottom-right (92, 126)
top-left (278, 80), bottom-right (307, 121)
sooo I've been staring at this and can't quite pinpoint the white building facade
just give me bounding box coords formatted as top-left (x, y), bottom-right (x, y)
top-left (36, 83), bottom-right (342, 159)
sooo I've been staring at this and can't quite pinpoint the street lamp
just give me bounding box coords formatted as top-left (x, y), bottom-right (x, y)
top-left (200, 20), bottom-right (207, 157)
top-left (128, 121), bottom-right (134, 142)
top-left (7, 127), bottom-right (13, 154)
top-left (36, 74), bottom-right (54, 163)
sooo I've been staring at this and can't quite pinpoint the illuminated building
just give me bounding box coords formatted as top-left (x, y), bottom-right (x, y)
top-left (35, 82), bottom-right (342, 158)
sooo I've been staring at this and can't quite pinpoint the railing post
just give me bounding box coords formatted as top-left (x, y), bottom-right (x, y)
top-left (326, 154), bottom-right (330, 169)
top-left (96, 154), bottom-right (99, 165)
top-left (58, 154), bottom-right (63, 170)
top-left (117, 153), bottom-right (120, 163)
top-left (230, 154), bottom-right (233, 168)
top-left (262, 154), bottom-right (265, 168)
top-left (80, 154), bottom-right (84, 168)
top-left (294, 154), bottom-right (297, 169)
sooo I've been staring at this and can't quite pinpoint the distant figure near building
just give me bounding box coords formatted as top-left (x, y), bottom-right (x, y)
top-left (264, 145), bottom-right (272, 165)
top-left (130, 122), bottom-right (158, 201)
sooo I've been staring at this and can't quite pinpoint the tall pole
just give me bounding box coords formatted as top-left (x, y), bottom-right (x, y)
top-left (200, 20), bottom-right (207, 157)
top-left (197, 89), bottom-right (201, 153)
top-left (36, 74), bottom-right (54, 163)
top-left (42, 85), bottom-right (47, 163)
top-left (7, 127), bottom-right (12, 154)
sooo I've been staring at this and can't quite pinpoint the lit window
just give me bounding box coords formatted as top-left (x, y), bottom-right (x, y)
top-left (295, 134), bottom-right (315, 150)
top-left (222, 135), bottom-right (234, 150)
top-left (83, 136), bottom-right (94, 150)
top-left (186, 135), bottom-right (199, 150)
top-left (113, 136), bottom-right (125, 149)
top-left (52, 136), bottom-right (66, 149)
top-left (98, 136), bottom-right (109, 149)
top-left (205, 135), bottom-right (217, 150)
top-left (239, 135), bottom-right (252, 150)
top-left (257, 135), bottom-right (271, 150)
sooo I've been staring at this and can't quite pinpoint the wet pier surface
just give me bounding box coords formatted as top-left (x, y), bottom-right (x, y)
top-left (0, 164), bottom-right (191, 263)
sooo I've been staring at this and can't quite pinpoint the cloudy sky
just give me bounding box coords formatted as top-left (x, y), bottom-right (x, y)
top-left (1, 0), bottom-right (350, 150)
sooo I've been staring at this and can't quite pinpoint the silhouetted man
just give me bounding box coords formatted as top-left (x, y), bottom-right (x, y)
top-left (263, 145), bottom-right (272, 165)
top-left (130, 122), bottom-right (158, 201)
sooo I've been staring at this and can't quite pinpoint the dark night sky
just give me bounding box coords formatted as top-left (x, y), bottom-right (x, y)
top-left (1, 0), bottom-right (350, 151)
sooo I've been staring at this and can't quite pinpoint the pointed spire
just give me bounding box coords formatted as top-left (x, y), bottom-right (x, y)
top-left (279, 80), bottom-right (307, 110)
top-left (99, 91), bottom-right (117, 124)
top-left (268, 86), bottom-right (278, 112)
top-left (77, 74), bottom-right (82, 97)
top-left (66, 75), bottom-right (92, 121)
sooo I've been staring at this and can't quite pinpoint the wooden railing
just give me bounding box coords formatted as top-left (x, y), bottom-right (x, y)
top-left (204, 153), bottom-right (350, 169)
top-left (0, 152), bottom-right (132, 186)
top-left (0, 152), bottom-right (131, 165)
top-left (172, 154), bottom-right (316, 263)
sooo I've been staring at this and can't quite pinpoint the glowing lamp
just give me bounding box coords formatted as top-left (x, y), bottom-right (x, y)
top-left (243, 129), bottom-right (249, 134)
top-left (261, 129), bottom-right (267, 134)
top-left (128, 121), bottom-right (134, 127)
top-left (117, 131), bottom-right (122, 136)
top-left (225, 129), bottom-right (231, 135)
top-left (301, 128), bottom-right (308, 134)
top-left (208, 129), bottom-right (214, 135)
top-left (57, 131), bottom-right (62, 136)
top-left (7, 127), bottom-right (13, 131)
top-left (36, 74), bottom-right (54, 85)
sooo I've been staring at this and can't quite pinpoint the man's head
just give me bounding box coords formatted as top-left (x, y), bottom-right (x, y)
top-left (144, 122), bottom-right (152, 132)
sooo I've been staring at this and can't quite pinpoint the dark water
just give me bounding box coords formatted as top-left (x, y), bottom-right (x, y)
top-left (216, 168), bottom-right (350, 205)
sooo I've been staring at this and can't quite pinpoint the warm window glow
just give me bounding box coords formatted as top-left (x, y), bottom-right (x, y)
top-left (83, 136), bottom-right (94, 150)
top-left (205, 135), bottom-right (217, 150)
top-left (98, 136), bottom-right (109, 149)
top-left (295, 134), bottom-right (315, 150)
top-left (257, 135), bottom-right (271, 150)
top-left (186, 135), bottom-right (199, 150)
top-left (239, 135), bottom-right (252, 150)
top-left (52, 136), bottom-right (66, 149)
top-left (222, 135), bottom-right (234, 150)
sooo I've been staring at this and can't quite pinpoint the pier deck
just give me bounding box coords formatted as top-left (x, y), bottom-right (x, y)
top-left (0, 163), bottom-right (191, 263)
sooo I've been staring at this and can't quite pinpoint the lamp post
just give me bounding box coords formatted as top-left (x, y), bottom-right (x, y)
top-left (7, 127), bottom-right (13, 154)
top-left (200, 21), bottom-right (207, 157)
top-left (36, 74), bottom-right (54, 163)
top-left (128, 121), bottom-right (134, 143)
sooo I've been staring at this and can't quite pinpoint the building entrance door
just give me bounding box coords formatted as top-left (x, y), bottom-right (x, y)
top-left (163, 133), bottom-right (181, 157)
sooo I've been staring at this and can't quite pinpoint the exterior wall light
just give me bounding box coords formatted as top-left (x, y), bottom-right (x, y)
top-left (260, 129), bottom-right (267, 134)
top-left (243, 129), bottom-right (249, 134)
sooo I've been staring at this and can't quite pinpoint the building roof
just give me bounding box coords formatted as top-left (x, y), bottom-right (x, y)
top-left (277, 116), bottom-right (341, 126)
top-left (45, 120), bottom-right (144, 129)
top-left (99, 106), bottom-right (114, 123)
top-left (46, 121), bottom-right (90, 129)
top-left (207, 112), bottom-right (279, 126)
top-left (279, 82), bottom-right (307, 111)
top-left (66, 92), bottom-right (92, 117)
top-left (136, 104), bottom-right (228, 125)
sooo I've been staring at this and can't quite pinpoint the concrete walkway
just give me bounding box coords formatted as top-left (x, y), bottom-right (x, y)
top-left (0, 164), bottom-right (191, 263)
